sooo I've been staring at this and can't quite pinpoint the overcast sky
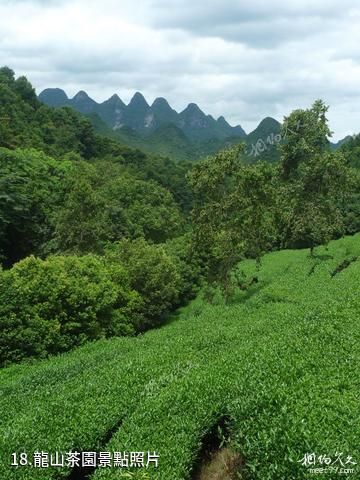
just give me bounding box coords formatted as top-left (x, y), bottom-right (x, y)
top-left (1, 0), bottom-right (360, 139)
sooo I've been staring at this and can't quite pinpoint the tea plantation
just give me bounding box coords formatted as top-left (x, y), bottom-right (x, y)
top-left (1, 234), bottom-right (359, 480)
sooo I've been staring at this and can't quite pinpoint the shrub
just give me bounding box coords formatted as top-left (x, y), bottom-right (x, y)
top-left (105, 238), bottom-right (181, 329)
top-left (0, 255), bottom-right (141, 366)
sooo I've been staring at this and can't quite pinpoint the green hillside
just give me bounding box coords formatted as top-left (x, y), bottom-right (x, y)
top-left (86, 113), bottom-right (283, 164)
top-left (85, 113), bottom-right (245, 163)
top-left (1, 233), bottom-right (359, 480)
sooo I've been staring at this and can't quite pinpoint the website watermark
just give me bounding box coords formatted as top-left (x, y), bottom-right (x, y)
top-left (246, 120), bottom-right (304, 157)
top-left (298, 452), bottom-right (357, 476)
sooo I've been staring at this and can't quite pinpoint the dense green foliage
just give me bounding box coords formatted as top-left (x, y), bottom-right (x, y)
top-left (0, 67), bottom-right (193, 210)
top-left (0, 148), bottom-right (186, 262)
top-left (0, 67), bottom-right (102, 159)
top-left (340, 133), bottom-right (360, 169)
top-left (1, 234), bottom-right (359, 479)
top-left (1, 69), bottom-right (359, 364)
top-left (105, 239), bottom-right (181, 330)
top-left (189, 144), bottom-right (276, 295)
top-left (1, 236), bottom-right (194, 366)
top-left (0, 68), bottom-right (200, 363)
top-left (164, 234), bottom-right (202, 302)
top-left (0, 254), bottom-right (141, 366)
top-left (0, 68), bottom-right (193, 256)
top-left (1, 67), bottom-right (360, 363)
top-left (339, 136), bottom-right (360, 234)
top-left (0, 148), bottom-right (72, 264)
top-left (50, 159), bottom-right (183, 254)
top-left (0, 235), bottom-right (199, 365)
top-left (278, 100), bottom-right (351, 251)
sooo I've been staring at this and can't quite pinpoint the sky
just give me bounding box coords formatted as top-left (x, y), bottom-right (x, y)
top-left (1, 0), bottom-right (360, 140)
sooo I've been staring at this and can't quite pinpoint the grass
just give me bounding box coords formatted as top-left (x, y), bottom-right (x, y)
top-left (1, 234), bottom-right (360, 479)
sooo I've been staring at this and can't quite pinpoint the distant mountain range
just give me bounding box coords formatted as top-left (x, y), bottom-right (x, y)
top-left (38, 88), bottom-right (283, 161)
top-left (39, 88), bottom-right (245, 141)
top-left (39, 88), bottom-right (346, 162)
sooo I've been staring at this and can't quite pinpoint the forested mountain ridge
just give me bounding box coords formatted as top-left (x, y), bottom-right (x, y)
top-left (39, 87), bottom-right (287, 161)
top-left (39, 87), bottom-right (350, 163)
top-left (39, 88), bottom-right (246, 140)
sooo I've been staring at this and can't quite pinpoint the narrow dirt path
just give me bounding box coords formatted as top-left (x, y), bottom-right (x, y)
top-left (192, 447), bottom-right (245, 480)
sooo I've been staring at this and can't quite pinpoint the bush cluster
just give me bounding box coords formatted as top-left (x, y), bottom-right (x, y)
top-left (0, 236), bottom-right (201, 366)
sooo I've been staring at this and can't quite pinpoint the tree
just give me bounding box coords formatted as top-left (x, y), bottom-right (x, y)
top-left (0, 67), bottom-right (108, 158)
top-left (0, 148), bottom-right (73, 265)
top-left (105, 238), bottom-right (180, 329)
top-left (340, 133), bottom-right (360, 169)
top-left (102, 172), bottom-right (183, 244)
top-left (339, 136), bottom-right (360, 234)
top-left (280, 99), bottom-right (331, 180)
top-left (14, 75), bottom-right (38, 108)
top-left (52, 164), bottom-right (111, 254)
top-left (189, 144), bottom-right (276, 298)
top-left (164, 233), bottom-right (202, 303)
top-left (278, 100), bottom-right (351, 253)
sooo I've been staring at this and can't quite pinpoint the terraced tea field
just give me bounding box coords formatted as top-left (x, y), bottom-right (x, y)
top-left (1, 234), bottom-right (360, 480)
